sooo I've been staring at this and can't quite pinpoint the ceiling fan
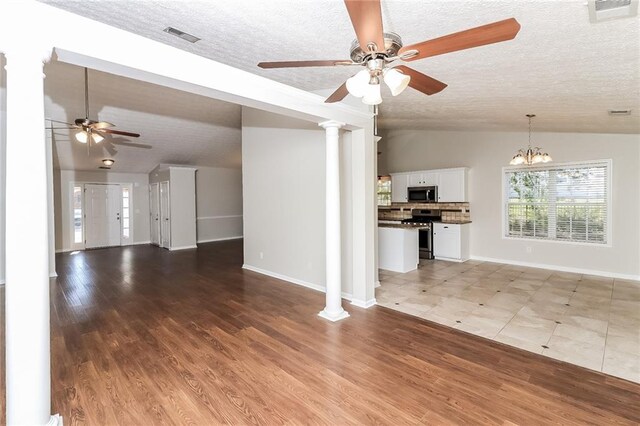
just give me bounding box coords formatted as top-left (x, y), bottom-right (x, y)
top-left (48, 67), bottom-right (141, 146)
top-left (258, 0), bottom-right (521, 105)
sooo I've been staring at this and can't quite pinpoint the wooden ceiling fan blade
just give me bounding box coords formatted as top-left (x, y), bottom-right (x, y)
top-left (97, 128), bottom-right (140, 138)
top-left (47, 118), bottom-right (75, 127)
top-left (344, 0), bottom-right (385, 52)
top-left (394, 65), bottom-right (447, 95)
top-left (399, 18), bottom-right (521, 61)
top-left (325, 81), bottom-right (350, 103)
top-left (92, 121), bottom-right (115, 129)
top-left (258, 60), bottom-right (354, 69)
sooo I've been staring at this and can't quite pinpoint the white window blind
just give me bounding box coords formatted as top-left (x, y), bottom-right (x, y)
top-left (504, 160), bottom-right (610, 244)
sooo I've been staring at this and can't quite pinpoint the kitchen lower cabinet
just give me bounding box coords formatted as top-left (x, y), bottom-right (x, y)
top-left (433, 223), bottom-right (470, 262)
top-left (378, 227), bottom-right (419, 273)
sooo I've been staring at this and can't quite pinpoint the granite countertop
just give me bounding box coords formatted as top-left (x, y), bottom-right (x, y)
top-left (378, 222), bottom-right (430, 230)
top-left (435, 220), bottom-right (473, 224)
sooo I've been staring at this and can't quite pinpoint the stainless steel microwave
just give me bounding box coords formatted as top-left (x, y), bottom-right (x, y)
top-left (407, 186), bottom-right (438, 203)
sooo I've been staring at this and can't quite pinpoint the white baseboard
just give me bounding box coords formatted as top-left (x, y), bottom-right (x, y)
top-left (197, 236), bottom-right (243, 244)
top-left (435, 256), bottom-right (468, 263)
top-left (0, 279), bottom-right (4, 286)
top-left (375, 280), bottom-right (381, 288)
top-left (351, 298), bottom-right (377, 309)
top-left (56, 241), bottom-right (151, 253)
top-left (242, 264), bottom-right (353, 300)
top-left (470, 255), bottom-right (640, 281)
top-left (128, 240), bottom-right (151, 246)
top-left (49, 272), bottom-right (58, 278)
top-left (169, 245), bottom-right (198, 251)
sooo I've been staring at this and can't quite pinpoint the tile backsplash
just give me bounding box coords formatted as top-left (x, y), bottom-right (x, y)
top-left (379, 202), bottom-right (471, 222)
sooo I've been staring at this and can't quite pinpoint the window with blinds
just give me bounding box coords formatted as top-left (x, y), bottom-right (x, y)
top-left (504, 160), bottom-right (610, 244)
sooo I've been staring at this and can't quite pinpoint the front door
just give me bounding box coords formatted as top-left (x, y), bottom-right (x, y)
top-left (85, 184), bottom-right (122, 249)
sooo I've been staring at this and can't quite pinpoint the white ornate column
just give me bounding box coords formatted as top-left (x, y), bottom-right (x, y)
top-left (318, 120), bottom-right (349, 322)
top-left (4, 45), bottom-right (61, 425)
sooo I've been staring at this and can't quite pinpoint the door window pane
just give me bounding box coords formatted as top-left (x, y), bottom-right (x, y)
top-left (73, 186), bottom-right (83, 243)
top-left (122, 187), bottom-right (131, 239)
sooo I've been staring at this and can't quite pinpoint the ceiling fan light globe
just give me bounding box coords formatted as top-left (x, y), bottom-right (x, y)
top-left (384, 68), bottom-right (411, 96)
top-left (346, 69), bottom-right (370, 98)
top-left (92, 132), bottom-right (104, 144)
top-left (362, 82), bottom-right (382, 105)
top-left (75, 131), bottom-right (88, 144)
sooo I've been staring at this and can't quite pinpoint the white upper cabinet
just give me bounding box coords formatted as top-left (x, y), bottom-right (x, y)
top-left (390, 167), bottom-right (468, 203)
top-left (408, 171), bottom-right (439, 187)
top-left (437, 168), bottom-right (468, 202)
top-left (391, 173), bottom-right (409, 202)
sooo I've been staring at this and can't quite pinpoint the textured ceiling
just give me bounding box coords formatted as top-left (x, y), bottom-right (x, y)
top-left (44, 61), bottom-right (241, 173)
top-left (44, 0), bottom-right (640, 172)
top-left (40, 0), bottom-right (640, 135)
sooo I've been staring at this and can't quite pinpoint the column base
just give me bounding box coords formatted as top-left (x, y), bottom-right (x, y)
top-left (318, 309), bottom-right (350, 322)
top-left (47, 414), bottom-right (63, 425)
top-left (351, 298), bottom-right (377, 309)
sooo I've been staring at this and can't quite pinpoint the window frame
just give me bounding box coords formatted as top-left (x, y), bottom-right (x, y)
top-left (501, 159), bottom-right (612, 247)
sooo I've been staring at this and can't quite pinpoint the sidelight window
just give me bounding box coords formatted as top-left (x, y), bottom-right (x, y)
top-left (122, 187), bottom-right (131, 239)
top-left (73, 186), bottom-right (83, 244)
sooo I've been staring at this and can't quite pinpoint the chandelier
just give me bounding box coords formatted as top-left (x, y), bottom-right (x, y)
top-left (509, 114), bottom-right (552, 165)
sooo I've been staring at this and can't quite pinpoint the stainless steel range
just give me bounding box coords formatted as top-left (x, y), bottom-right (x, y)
top-left (401, 209), bottom-right (441, 260)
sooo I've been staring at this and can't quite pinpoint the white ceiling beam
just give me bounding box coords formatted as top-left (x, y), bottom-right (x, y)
top-left (1, 1), bottom-right (372, 130)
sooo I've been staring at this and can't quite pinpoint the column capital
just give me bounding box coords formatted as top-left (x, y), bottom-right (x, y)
top-left (318, 120), bottom-right (345, 130)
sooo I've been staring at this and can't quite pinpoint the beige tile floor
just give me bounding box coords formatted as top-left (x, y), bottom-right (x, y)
top-left (377, 260), bottom-right (640, 383)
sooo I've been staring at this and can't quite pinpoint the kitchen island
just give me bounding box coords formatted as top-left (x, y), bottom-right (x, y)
top-left (378, 222), bottom-right (428, 273)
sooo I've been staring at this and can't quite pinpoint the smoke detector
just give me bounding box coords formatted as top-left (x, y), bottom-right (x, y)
top-left (588, 0), bottom-right (638, 22)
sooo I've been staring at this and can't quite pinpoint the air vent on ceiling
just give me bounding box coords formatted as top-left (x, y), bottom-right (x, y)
top-left (99, 166), bottom-right (112, 170)
top-left (163, 27), bottom-right (201, 43)
top-left (608, 109), bottom-right (632, 116)
top-left (588, 0), bottom-right (638, 22)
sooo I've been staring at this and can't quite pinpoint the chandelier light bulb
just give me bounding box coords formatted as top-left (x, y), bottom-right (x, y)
top-left (361, 82), bottom-right (382, 105)
top-left (91, 132), bottom-right (104, 144)
top-left (75, 131), bottom-right (88, 144)
top-left (383, 68), bottom-right (411, 96)
top-left (102, 158), bottom-right (115, 167)
top-left (346, 69), bottom-right (370, 98)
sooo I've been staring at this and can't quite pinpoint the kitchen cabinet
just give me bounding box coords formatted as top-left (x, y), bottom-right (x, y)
top-left (437, 168), bottom-right (468, 202)
top-left (378, 226), bottom-right (419, 273)
top-left (408, 171), bottom-right (439, 187)
top-left (391, 167), bottom-right (468, 203)
top-left (433, 223), bottom-right (470, 262)
top-left (391, 173), bottom-right (409, 202)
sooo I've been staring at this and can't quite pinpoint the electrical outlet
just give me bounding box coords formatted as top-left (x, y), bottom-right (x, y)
top-left (526, 246), bottom-right (532, 254)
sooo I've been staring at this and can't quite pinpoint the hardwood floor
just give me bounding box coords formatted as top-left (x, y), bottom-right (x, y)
top-left (1, 240), bottom-right (639, 424)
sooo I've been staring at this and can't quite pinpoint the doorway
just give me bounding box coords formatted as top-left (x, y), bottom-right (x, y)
top-left (84, 184), bottom-right (122, 249)
top-left (149, 183), bottom-right (160, 246)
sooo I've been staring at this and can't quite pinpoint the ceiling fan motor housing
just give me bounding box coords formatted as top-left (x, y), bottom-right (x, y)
top-left (350, 32), bottom-right (403, 63)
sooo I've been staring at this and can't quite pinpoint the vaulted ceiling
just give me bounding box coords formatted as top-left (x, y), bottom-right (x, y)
top-left (40, 0), bottom-right (639, 171)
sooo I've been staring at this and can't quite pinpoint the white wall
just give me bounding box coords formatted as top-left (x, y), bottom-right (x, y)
top-left (0, 53), bottom-right (5, 283)
top-left (379, 129), bottom-right (640, 279)
top-left (195, 166), bottom-right (243, 242)
top-left (54, 169), bottom-right (150, 251)
top-left (242, 108), bottom-right (355, 297)
top-left (169, 167), bottom-right (197, 249)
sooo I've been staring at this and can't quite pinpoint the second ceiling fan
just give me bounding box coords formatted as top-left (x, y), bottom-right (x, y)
top-left (50, 67), bottom-right (141, 146)
top-left (258, 0), bottom-right (521, 105)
